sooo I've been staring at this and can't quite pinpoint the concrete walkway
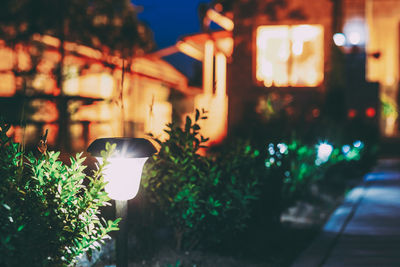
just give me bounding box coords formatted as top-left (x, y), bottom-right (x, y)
top-left (292, 158), bottom-right (400, 267)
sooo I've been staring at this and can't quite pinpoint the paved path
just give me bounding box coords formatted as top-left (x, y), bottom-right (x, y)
top-left (292, 158), bottom-right (400, 267)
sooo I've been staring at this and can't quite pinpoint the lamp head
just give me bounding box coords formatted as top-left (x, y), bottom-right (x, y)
top-left (87, 138), bottom-right (157, 158)
top-left (88, 138), bottom-right (157, 200)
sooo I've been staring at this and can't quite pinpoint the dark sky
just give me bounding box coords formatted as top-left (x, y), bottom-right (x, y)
top-left (132, 0), bottom-right (212, 79)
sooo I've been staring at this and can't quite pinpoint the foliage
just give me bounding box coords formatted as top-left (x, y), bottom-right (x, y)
top-left (381, 95), bottom-right (398, 118)
top-left (264, 137), bottom-right (367, 208)
top-left (202, 139), bottom-right (263, 244)
top-left (141, 109), bottom-right (370, 253)
top-left (166, 260), bottom-right (181, 267)
top-left (0, 122), bottom-right (119, 266)
top-left (142, 110), bottom-right (260, 250)
top-left (284, 140), bottom-right (339, 202)
top-left (0, 0), bottom-right (155, 152)
top-left (0, 0), bottom-right (154, 56)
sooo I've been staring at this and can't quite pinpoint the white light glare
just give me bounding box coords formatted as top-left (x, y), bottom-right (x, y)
top-left (292, 41), bottom-right (303, 55)
top-left (97, 157), bottom-right (148, 200)
top-left (316, 142), bottom-right (333, 165)
top-left (268, 143), bottom-right (275, 155)
top-left (348, 32), bottom-right (361, 45)
top-left (353, 140), bottom-right (364, 149)
top-left (333, 33), bottom-right (346, 46)
top-left (343, 19), bottom-right (366, 46)
top-left (342, 145), bottom-right (351, 154)
top-left (277, 143), bottom-right (288, 154)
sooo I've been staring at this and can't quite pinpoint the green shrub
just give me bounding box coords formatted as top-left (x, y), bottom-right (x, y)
top-left (142, 110), bottom-right (260, 250)
top-left (265, 138), bottom-right (367, 209)
top-left (283, 140), bottom-right (335, 201)
top-left (202, 139), bottom-right (263, 244)
top-left (0, 122), bottom-right (119, 266)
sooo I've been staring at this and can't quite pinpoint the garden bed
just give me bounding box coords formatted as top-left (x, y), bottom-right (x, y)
top-left (79, 221), bottom-right (321, 267)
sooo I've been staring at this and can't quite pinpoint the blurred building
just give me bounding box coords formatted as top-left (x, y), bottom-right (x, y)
top-left (227, 0), bottom-right (333, 134)
top-left (363, 0), bottom-right (400, 136)
top-left (0, 35), bottom-right (192, 152)
top-left (3, 0), bottom-right (400, 152)
top-left (163, 0), bottom-right (400, 140)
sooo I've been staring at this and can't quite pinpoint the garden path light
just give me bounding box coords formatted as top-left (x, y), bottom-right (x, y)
top-left (88, 137), bottom-right (157, 267)
top-left (87, 137), bottom-right (157, 200)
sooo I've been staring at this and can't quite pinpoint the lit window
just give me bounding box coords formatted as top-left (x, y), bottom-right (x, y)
top-left (256, 25), bottom-right (324, 87)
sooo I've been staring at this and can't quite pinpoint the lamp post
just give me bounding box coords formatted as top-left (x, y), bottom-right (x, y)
top-left (88, 138), bottom-right (157, 267)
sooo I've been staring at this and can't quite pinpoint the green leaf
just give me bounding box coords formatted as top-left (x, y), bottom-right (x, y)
top-left (210, 210), bottom-right (218, 216)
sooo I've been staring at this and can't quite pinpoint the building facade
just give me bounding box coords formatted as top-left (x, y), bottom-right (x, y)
top-left (0, 35), bottom-right (190, 152)
top-left (174, 0), bottom-right (400, 141)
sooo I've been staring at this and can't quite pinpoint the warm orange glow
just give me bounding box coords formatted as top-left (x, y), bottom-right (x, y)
top-left (30, 100), bottom-right (59, 122)
top-left (206, 9), bottom-right (234, 31)
top-left (64, 72), bottom-right (114, 98)
top-left (365, 0), bottom-right (400, 137)
top-left (0, 73), bottom-right (15, 96)
top-left (65, 43), bottom-right (103, 60)
top-left (33, 34), bottom-right (104, 61)
top-left (12, 124), bottom-right (37, 145)
top-left (32, 74), bottom-right (57, 94)
top-left (176, 41), bottom-right (204, 61)
top-left (203, 40), bottom-right (214, 95)
top-left (89, 123), bottom-right (120, 144)
top-left (181, 31), bottom-right (233, 57)
top-left (123, 79), bottom-right (172, 139)
top-left (365, 0), bottom-right (398, 84)
top-left (131, 57), bottom-right (188, 92)
top-left (33, 34), bottom-right (60, 47)
top-left (215, 52), bottom-right (226, 97)
top-left (145, 102), bottom-right (172, 140)
top-left (194, 94), bottom-right (228, 145)
top-left (72, 102), bottom-right (119, 122)
top-left (0, 46), bottom-right (14, 70)
top-left (16, 47), bottom-right (31, 71)
top-left (0, 34), bottom-right (188, 150)
top-left (43, 123), bottom-right (58, 146)
top-left (70, 124), bottom-right (85, 151)
top-left (256, 25), bottom-right (324, 87)
top-left (216, 37), bottom-right (234, 57)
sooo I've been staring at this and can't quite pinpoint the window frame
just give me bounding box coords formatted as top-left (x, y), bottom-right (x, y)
top-left (253, 24), bottom-right (325, 89)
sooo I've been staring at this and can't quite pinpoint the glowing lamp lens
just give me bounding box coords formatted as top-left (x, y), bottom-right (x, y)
top-left (316, 142), bottom-right (333, 165)
top-left (342, 145), bottom-right (351, 154)
top-left (348, 32), bottom-right (361, 45)
top-left (87, 137), bottom-right (157, 201)
top-left (97, 157), bottom-right (148, 200)
top-left (333, 33), bottom-right (346, 46)
top-left (353, 140), bottom-right (364, 149)
top-left (277, 143), bottom-right (288, 154)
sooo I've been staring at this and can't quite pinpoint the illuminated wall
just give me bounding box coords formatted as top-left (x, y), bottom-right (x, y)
top-left (124, 76), bottom-right (172, 141)
top-left (175, 31), bottom-right (232, 145)
top-left (256, 25), bottom-right (324, 87)
top-left (228, 0), bottom-right (333, 129)
top-left (365, 0), bottom-right (400, 85)
top-left (194, 93), bottom-right (228, 145)
top-left (196, 39), bottom-right (230, 144)
top-left (365, 0), bottom-right (400, 136)
top-left (0, 36), bottom-right (187, 151)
